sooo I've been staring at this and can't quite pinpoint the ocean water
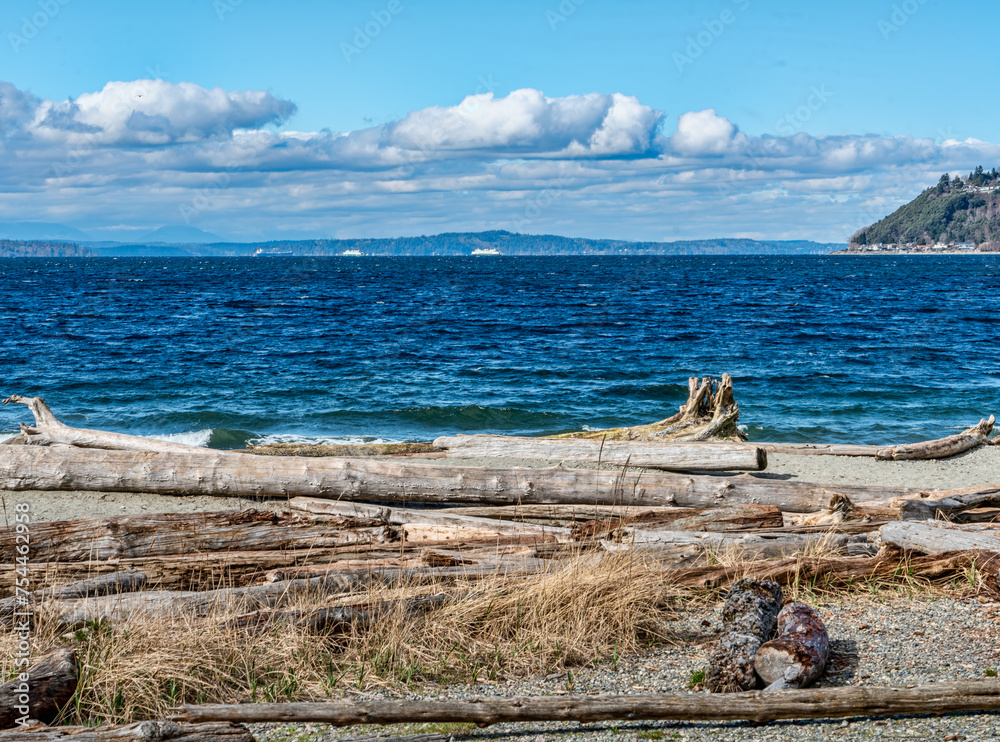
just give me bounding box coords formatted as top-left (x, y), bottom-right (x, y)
top-left (1, 255), bottom-right (998, 447)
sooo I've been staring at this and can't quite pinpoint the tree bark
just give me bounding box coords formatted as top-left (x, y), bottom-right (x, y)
top-left (167, 680), bottom-right (1000, 725)
top-left (607, 530), bottom-right (854, 561)
top-left (288, 498), bottom-right (571, 542)
top-left (899, 487), bottom-right (1000, 521)
top-left (755, 602), bottom-right (830, 691)
top-left (705, 578), bottom-right (783, 693)
top-left (879, 520), bottom-right (1000, 555)
top-left (0, 722), bottom-right (252, 742)
top-left (551, 374), bottom-right (745, 442)
top-left (571, 504), bottom-right (784, 540)
top-left (0, 445), bottom-right (954, 513)
top-left (434, 435), bottom-right (766, 471)
top-left (0, 650), bottom-right (77, 729)
top-left (0, 510), bottom-right (398, 562)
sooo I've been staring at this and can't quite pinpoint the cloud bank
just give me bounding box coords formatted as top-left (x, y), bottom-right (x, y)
top-left (1, 78), bottom-right (998, 242)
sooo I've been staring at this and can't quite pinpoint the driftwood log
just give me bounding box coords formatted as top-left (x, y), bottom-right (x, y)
top-left (880, 520), bottom-right (1000, 555)
top-left (169, 679), bottom-right (1000, 724)
top-left (705, 578), bottom-right (783, 693)
top-left (1, 445), bottom-right (973, 513)
top-left (758, 416), bottom-right (995, 460)
top-left (434, 435), bottom-right (766, 471)
top-left (552, 374), bottom-right (744, 442)
top-left (754, 602), bottom-right (830, 691)
top-left (0, 650), bottom-right (77, 729)
top-left (571, 504), bottom-right (784, 539)
top-left (0, 510), bottom-right (397, 562)
top-left (0, 571), bottom-right (146, 627)
top-left (0, 723), bottom-right (253, 742)
top-left (288, 498), bottom-right (571, 542)
top-left (899, 487), bottom-right (1000, 521)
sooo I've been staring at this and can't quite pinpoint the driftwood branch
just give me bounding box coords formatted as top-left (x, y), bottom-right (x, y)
top-left (168, 680), bottom-right (1000, 724)
top-left (880, 520), bottom-right (1000, 555)
top-left (875, 416), bottom-right (995, 461)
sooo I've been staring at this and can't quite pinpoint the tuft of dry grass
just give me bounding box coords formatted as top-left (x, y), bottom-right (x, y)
top-left (0, 550), bottom-right (679, 726)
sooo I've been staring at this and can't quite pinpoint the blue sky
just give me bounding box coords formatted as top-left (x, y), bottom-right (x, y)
top-left (2, 0), bottom-right (998, 242)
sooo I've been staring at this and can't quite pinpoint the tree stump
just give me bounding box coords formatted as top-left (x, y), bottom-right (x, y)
top-left (754, 602), bottom-right (830, 691)
top-left (705, 578), bottom-right (783, 692)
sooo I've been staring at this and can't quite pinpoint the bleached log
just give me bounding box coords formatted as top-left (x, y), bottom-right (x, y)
top-left (755, 602), bottom-right (830, 691)
top-left (435, 435), bottom-right (766, 471)
top-left (880, 520), bottom-right (1000, 555)
top-left (572, 504), bottom-right (784, 540)
top-left (288, 498), bottom-right (571, 542)
top-left (1, 396), bottom-right (205, 454)
top-left (1, 445), bottom-right (966, 513)
top-left (605, 530), bottom-right (853, 560)
top-left (705, 578), bottom-right (783, 693)
top-left (0, 650), bottom-right (77, 728)
top-left (875, 416), bottom-right (995, 460)
top-left (168, 680), bottom-right (1000, 726)
top-left (0, 510), bottom-right (396, 562)
top-left (0, 723), bottom-right (253, 742)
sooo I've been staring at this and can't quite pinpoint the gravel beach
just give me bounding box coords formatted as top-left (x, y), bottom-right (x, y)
top-left (250, 596), bottom-right (1000, 742)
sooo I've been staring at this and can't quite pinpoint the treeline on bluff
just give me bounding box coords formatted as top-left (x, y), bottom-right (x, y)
top-left (852, 166), bottom-right (1000, 247)
top-left (0, 240), bottom-right (92, 258)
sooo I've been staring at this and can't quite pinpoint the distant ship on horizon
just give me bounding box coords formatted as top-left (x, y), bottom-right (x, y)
top-left (342, 249), bottom-right (363, 256)
top-left (471, 248), bottom-right (501, 255)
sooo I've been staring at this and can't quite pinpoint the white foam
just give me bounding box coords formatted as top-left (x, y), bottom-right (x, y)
top-left (147, 429), bottom-right (214, 447)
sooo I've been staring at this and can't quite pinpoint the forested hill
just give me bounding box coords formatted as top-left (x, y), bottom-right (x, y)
top-left (852, 168), bottom-right (1000, 246)
top-left (0, 240), bottom-right (92, 257)
top-left (92, 233), bottom-right (843, 257)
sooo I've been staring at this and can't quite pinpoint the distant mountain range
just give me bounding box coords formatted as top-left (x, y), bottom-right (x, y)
top-left (0, 230), bottom-right (846, 257)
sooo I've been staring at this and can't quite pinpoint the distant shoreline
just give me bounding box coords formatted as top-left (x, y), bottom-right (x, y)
top-left (829, 250), bottom-right (999, 256)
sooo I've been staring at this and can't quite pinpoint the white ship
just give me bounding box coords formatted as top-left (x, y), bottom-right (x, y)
top-left (471, 248), bottom-right (501, 255)
top-left (342, 249), bottom-right (363, 256)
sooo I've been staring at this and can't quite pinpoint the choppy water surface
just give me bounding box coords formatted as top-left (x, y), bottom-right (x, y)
top-left (2, 255), bottom-right (998, 446)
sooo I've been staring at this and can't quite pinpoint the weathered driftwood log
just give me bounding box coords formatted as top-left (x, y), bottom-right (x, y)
top-left (434, 435), bottom-right (766, 471)
top-left (606, 530), bottom-right (855, 561)
top-left (880, 520), bottom-right (1000, 555)
top-left (2, 445), bottom-right (968, 513)
top-left (552, 374), bottom-right (744, 442)
top-left (1, 396), bottom-right (204, 453)
top-left (0, 571), bottom-right (146, 627)
top-left (168, 679), bottom-right (1000, 725)
top-left (758, 418), bottom-right (995, 460)
top-left (755, 602), bottom-right (830, 691)
top-left (0, 722), bottom-right (253, 742)
top-left (0, 650), bottom-right (77, 729)
top-left (39, 572), bottom-right (383, 627)
top-left (665, 546), bottom-right (1000, 591)
top-left (572, 504), bottom-right (784, 540)
top-left (876, 416), bottom-right (995, 460)
top-left (705, 578), bottom-right (783, 693)
top-left (0, 510), bottom-right (397, 562)
top-left (247, 442), bottom-right (440, 457)
top-left (439, 504), bottom-right (694, 525)
top-left (899, 487), bottom-right (1000, 521)
top-left (288, 498), bottom-right (571, 543)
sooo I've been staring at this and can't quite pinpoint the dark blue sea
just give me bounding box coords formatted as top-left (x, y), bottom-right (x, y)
top-left (2, 256), bottom-right (998, 447)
